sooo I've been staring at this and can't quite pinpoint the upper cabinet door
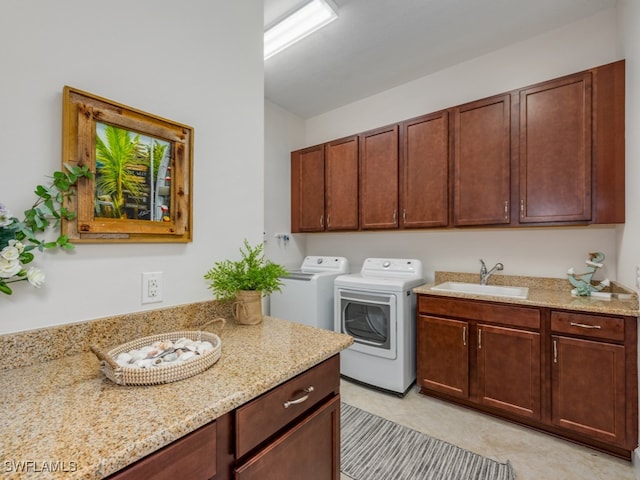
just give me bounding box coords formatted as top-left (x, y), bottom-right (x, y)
top-left (519, 72), bottom-right (592, 223)
top-left (400, 111), bottom-right (449, 228)
top-left (359, 125), bottom-right (399, 229)
top-left (291, 145), bottom-right (325, 232)
top-left (325, 136), bottom-right (359, 231)
top-left (453, 95), bottom-right (511, 226)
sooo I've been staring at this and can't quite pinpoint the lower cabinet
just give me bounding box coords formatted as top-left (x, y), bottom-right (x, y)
top-left (106, 418), bottom-right (225, 480)
top-left (108, 355), bottom-right (341, 479)
top-left (477, 324), bottom-right (540, 419)
top-left (417, 294), bottom-right (638, 459)
top-left (234, 396), bottom-right (340, 480)
top-left (417, 315), bottom-right (469, 398)
top-left (233, 354), bottom-right (341, 479)
top-left (550, 311), bottom-right (629, 448)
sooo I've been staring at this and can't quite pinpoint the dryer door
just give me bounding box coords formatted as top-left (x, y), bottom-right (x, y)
top-left (338, 289), bottom-right (397, 359)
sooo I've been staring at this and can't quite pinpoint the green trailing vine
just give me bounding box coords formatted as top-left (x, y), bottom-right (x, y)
top-left (0, 164), bottom-right (93, 295)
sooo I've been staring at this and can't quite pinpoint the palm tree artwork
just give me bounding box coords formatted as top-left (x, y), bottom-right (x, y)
top-left (94, 122), bottom-right (171, 221)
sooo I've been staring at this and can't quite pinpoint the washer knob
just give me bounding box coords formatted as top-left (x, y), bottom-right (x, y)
top-left (383, 261), bottom-right (391, 268)
top-left (317, 258), bottom-right (323, 264)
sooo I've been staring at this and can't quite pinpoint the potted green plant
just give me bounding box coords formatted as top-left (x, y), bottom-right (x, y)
top-left (204, 240), bottom-right (287, 325)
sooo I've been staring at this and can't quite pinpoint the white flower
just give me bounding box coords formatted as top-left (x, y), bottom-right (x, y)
top-left (0, 203), bottom-right (12, 227)
top-left (27, 267), bottom-right (45, 288)
top-left (1, 245), bottom-right (20, 261)
top-left (8, 239), bottom-right (24, 253)
top-left (0, 257), bottom-right (22, 279)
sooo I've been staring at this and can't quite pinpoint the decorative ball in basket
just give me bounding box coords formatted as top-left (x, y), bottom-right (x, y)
top-left (91, 318), bottom-right (225, 386)
top-left (204, 240), bottom-right (287, 325)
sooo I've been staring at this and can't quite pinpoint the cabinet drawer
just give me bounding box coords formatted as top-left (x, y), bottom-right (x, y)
top-left (418, 295), bottom-right (540, 329)
top-left (551, 311), bottom-right (624, 341)
top-left (108, 421), bottom-right (217, 480)
top-left (235, 355), bottom-right (340, 458)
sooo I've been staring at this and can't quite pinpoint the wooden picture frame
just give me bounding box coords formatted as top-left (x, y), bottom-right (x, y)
top-left (61, 86), bottom-right (193, 243)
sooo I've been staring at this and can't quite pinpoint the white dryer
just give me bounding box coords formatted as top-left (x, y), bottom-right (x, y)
top-left (334, 258), bottom-right (424, 396)
top-left (270, 256), bottom-right (349, 330)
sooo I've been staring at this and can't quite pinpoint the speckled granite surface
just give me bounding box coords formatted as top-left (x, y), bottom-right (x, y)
top-left (414, 271), bottom-right (639, 317)
top-left (0, 303), bottom-right (353, 479)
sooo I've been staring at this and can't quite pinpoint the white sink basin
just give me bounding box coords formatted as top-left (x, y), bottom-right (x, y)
top-left (431, 281), bottom-right (529, 299)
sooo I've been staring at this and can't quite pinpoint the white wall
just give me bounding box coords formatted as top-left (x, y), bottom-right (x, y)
top-left (615, 0), bottom-right (640, 473)
top-left (264, 100), bottom-right (306, 270)
top-left (617, 0), bottom-right (640, 291)
top-left (0, 0), bottom-right (264, 334)
top-left (291, 8), bottom-right (626, 282)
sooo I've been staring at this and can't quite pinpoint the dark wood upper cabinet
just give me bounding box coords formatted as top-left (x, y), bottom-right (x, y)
top-left (291, 136), bottom-right (359, 233)
top-left (453, 95), bottom-right (511, 226)
top-left (518, 72), bottom-right (592, 223)
top-left (400, 111), bottom-right (449, 228)
top-left (291, 145), bottom-right (325, 232)
top-left (592, 60), bottom-right (625, 224)
top-left (290, 60), bottom-right (625, 233)
top-left (326, 136), bottom-right (359, 231)
top-left (359, 125), bottom-right (399, 229)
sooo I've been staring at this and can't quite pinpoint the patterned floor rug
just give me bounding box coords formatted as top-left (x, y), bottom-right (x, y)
top-left (341, 403), bottom-right (516, 480)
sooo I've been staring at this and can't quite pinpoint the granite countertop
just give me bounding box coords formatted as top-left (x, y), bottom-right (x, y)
top-left (0, 312), bottom-right (353, 479)
top-left (414, 271), bottom-right (639, 317)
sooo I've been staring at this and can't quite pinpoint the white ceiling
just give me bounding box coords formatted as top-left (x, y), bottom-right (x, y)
top-left (264, 0), bottom-right (617, 119)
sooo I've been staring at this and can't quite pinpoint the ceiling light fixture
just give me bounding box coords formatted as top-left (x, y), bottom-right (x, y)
top-left (264, 0), bottom-right (338, 60)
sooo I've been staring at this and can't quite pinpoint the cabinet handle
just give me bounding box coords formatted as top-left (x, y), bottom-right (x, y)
top-left (569, 322), bottom-right (602, 330)
top-left (504, 201), bottom-right (509, 220)
top-left (320, 215), bottom-right (324, 228)
top-left (283, 386), bottom-right (314, 408)
top-left (553, 339), bottom-right (558, 364)
top-left (403, 209), bottom-right (407, 224)
top-left (478, 329), bottom-right (482, 349)
top-left (393, 209), bottom-right (397, 223)
top-left (326, 214), bottom-right (330, 228)
top-left (462, 326), bottom-right (467, 346)
top-left (520, 200), bottom-right (525, 218)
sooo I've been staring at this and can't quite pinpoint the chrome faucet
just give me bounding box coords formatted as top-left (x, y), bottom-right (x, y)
top-left (480, 259), bottom-right (504, 285)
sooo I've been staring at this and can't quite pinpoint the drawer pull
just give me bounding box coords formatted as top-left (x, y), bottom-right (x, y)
top-left (570, 322), bottom-right (602, 330)
top-left (283, 386), bottom-right (314, 408)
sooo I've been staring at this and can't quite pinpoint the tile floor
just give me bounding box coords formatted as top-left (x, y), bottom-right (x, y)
top-left (340, 379), bottom-right (637, 480)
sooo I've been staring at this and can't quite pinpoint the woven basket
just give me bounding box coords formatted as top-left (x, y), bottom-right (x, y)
top-left (91, 319), bottom-right (225, 386)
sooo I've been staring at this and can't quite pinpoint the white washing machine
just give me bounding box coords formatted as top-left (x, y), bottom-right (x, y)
top-left (270, 256), bottom-right (349, 330)
top-left (334, 258), bottom-right (424, 396)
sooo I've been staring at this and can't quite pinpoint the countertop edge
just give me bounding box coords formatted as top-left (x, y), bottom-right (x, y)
top-left (414, 272), bottom-right (639, 317)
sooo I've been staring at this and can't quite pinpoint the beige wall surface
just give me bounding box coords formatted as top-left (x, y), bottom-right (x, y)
top-left (0, 0), bottom-right (265, 334)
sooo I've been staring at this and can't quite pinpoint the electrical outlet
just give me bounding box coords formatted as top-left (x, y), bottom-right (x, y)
top-left (142, 272), bottom-right (163, 304)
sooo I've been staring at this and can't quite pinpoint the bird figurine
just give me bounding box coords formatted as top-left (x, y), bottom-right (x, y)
top-left (567, 252), bottom-right (610, 296)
